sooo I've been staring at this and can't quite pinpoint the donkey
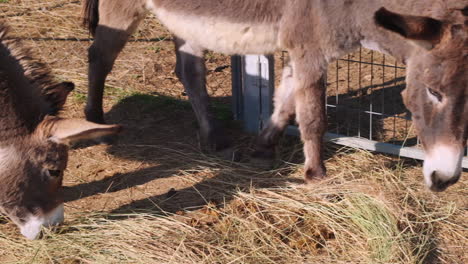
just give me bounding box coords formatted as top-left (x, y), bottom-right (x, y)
top-left (0, 23), bottom-right (122, 239)
top-left (82, 0), bottom-right (467, 192)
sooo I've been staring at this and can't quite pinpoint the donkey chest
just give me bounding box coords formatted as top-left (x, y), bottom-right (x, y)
top-left (151, 8), bottom-right (280, 54)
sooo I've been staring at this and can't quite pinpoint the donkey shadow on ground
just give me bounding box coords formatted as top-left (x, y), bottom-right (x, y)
top-left (64, 74), bottom-right (417, 216)
top-left (63, 91), bottom-right (308, 215)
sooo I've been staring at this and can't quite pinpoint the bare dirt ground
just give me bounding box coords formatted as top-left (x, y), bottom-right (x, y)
top-left (0, 1), bottom-right (467, 263)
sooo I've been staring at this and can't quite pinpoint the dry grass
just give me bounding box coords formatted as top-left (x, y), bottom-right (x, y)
top-left (0, 1), bottom-right (467, 263)
top-left (1, 147), bottom-right (466, 264)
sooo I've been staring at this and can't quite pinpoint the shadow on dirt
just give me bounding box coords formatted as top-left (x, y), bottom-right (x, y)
top-left (64, 92), bottom-right (306, 214)
top-left (64, 73), bottom-right (416, 215)
top-left (326, 76), bottom-right (417, 146)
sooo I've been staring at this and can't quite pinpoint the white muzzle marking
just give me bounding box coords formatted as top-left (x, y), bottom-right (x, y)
top-left (423, 145), bottom-right (463, 188)
top-left (20, 204), bottom-right (64, 240)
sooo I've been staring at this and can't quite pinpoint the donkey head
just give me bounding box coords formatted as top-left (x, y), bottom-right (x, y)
top-left (375, 7), bottom-right (467, 191)
top-left (0, 81), bottom-right (121, 240)
top-left (0, 23), bottom-right (122, 239)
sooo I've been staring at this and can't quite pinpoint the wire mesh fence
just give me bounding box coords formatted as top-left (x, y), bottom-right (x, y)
top-left (274, 50), bottom-right (412, 144)
top-left (326, 49), bottom-right (414, 145)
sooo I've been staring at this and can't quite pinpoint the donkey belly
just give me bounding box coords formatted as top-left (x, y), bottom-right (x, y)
top-left (152, 8), bottom-right (280, 54)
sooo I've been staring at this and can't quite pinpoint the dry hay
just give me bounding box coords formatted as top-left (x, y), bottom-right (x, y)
top-left (1, 147), bottom-right (466, 264)
top-left (0, 1), bottom-right (467, 264)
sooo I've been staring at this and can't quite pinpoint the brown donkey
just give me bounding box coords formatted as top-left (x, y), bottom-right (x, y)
top-left (0, 23), bottom-right (121, 239)
top-left (82, 0), bottom-right (467, 192)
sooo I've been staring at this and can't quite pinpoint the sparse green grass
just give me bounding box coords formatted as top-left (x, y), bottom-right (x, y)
top-left (104, 85), bottom-right (135, 102)
top-left (148, 45), bottom-right (163, 53)
top-left (113, 92), bottom-right (232, 122)
top-left (72, 91), bottom-right (87, 104)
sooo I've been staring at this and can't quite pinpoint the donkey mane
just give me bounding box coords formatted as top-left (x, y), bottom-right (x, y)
top-left (0, 24), bottom-right (68, 114)
top-left (0, 22), bottom-right (67, 143)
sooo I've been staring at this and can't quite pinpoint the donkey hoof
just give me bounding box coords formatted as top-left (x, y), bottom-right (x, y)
top-left (304, 167), bottom-right (327, 184)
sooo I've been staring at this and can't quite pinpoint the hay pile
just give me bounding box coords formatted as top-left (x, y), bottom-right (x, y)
top-left (1, 147), bottom-right (466, 263)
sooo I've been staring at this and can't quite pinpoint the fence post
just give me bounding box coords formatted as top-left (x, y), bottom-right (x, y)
top-left (231, 55), bottom-right (274, 133)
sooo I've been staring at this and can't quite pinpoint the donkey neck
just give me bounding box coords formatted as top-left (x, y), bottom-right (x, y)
top-left (0, 28), bottom-right (48, 144)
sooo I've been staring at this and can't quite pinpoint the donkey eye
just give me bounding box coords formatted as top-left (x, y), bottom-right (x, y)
top-left (48, 170), bottom-right (61, 177)
top-left (427, 88), bottom-right (443, 102)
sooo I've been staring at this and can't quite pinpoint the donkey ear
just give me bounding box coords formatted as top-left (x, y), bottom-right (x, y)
top-left (47, 118), bottom-right (122, 144)
top-left (43, 81), bottom-right (75, 114)
top-left (374, 7), bottom-right (443, 49)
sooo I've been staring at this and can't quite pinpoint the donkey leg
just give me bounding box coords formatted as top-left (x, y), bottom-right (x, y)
top-left (85, 11), bottom-right (143, 124)
top-left (174, 37), bottom-right (230, 151)
top-left (253, 62), bottom-right (295, 160)
top-left (292, 57), bottom-right (327, 183)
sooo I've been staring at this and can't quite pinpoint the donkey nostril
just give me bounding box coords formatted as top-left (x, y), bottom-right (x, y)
top-left (36, 229), bottom-right (45, 240)
top-left (430, 171), bottom-right (439, 184)
top-left (429, 170), bottom-right (460, 192)
top-left (430, 171), bottom-right (446, 192)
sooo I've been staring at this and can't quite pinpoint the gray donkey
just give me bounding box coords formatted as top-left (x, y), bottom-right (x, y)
top-left (0, 23), bottom-right (121, 239)
top-left (82, 0), bottom-right (467, 192)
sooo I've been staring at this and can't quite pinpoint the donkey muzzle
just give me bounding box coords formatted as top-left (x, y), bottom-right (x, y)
top-left (423, 145), bottom-right (463, 192)
top-left (19, 204), bottom-right (64, 240)
top-left (429, 170), bottom-right (461, 192)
